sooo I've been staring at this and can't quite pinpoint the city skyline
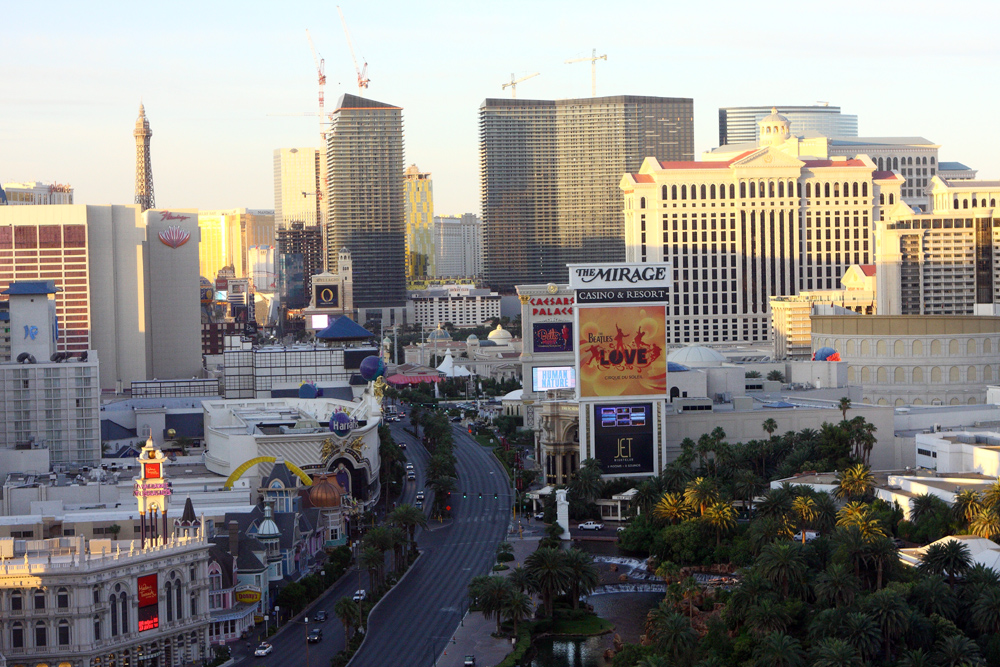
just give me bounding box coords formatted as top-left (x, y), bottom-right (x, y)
top-left (3, 1), bottom-right (999, 216)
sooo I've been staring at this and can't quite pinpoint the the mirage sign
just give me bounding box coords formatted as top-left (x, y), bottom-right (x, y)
top-left (568, 263), bottom-right (672, 303)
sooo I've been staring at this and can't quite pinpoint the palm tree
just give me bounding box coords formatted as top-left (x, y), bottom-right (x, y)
top-left (502, 589), bottom-right (533, 637)
top-left (386, 525), bottom-right (407, 573)
top-left (814, 563), bottom-right (860, 608)
top-left (931, 635), bottom-right (983, 667)
top-left (334, 597), bottom-right (360, 645)
top-left (952, 489), bottom-right (984, 524)
top-left (791, 496), bottom-right (817, 544)
top-left (863, 535), bottom-right (897, 590)
top-left (478, 575), bottom-right (516, 635)
top-left (908, 575), bottom-right (957, 620)
top-left (652, 492), bottom-right (693, 525)
top-left (563, 548), bottom-right (599, 610)
top-left (834, 464), bottom-right (875, 501)
top-left (683, 477), bottom-right (719, 516)
top-left (495, 541), bottom-right (514, 563)
top-left (972, 586), bottom-right (1000, 635)
top-left (647, 606), bottom-right (697, 663)
top-left (733, 470), bottom-right (765, 516)
top-left (680, 576), bottom-right (701, 625)
top-left (968, 506), bottom-right (1000, 539)
top-left (756, 484), bottom-right (794, 519)
top-left (812, 492), bottom-right (839, 535)
top-left (389, 503), bottom-right (428, 554)
top-left (762, 418), bottom-right (778, 438)
top-left (745, 370), bottom-right (762, 379)
top-left (360, 546), bottom-right (383, 591)
top-left (752, 632), bottom-right (805, 667)
top-left (703, 501), bottom-right (738, 547)
top-left (984, 480), bottom-right (1000, 510)
top-left (767, 370), bottom-right (785, 382)
top-left (746, 598), bottom-right (791, 636)
top-left (524, 547), bottom-right (571, 618)
top-left (835, 501), bottom-right (870, 529)
top-left (918, 539), bottom-right (973, 588)
top-left (660, 464), bottom-right (692, 493)
top-left (758, 542), bottom-right (807, 599)
top-left (840, 612), bottom-right (880, 661)
top-left (834, 525), bottom-right (868, 580)
top-left (838, 397), bottom-right (851, 422)
top-left (633, 479), bottom-right (661, 516)
top-left (570, 466), bottom-right (603, 504)
top-left (965, 562), bottom-right (1000, 589)
top-left (865, 588), bottom-right (910, 663)
top-left (811, 638), bottom-right (861, 667)
top-left (909, 492), bottom-right (945, 525)
top-left (508, 565), bottom-right (532, 594)
top-left (724, 570), bottom-right (770, 630)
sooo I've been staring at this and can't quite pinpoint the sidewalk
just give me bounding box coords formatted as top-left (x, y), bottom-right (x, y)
top-left (437, 531), bottom-right (544, 667)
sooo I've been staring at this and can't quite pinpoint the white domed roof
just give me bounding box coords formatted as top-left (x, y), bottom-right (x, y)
top-left (428, 327), bottom-right (452, 341)
top-left (488, 324), bottom-right (513, 341)
top-left (761, 106), bottom-right (788, 124)
top-left (502, 389), bottom-right (523, 401)
top-left (667, 345), bottom-right (727, 367)
top-left (466, 334), bottom-right (479, 342)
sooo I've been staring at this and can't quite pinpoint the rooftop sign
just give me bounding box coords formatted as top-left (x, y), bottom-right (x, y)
top-left (568, 263), bottom-right (672, 304)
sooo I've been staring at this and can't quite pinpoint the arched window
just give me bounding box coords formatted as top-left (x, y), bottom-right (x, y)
top-left (889, 194), bottom-right (894, 205)
top-left (968, 366), bottom-right (977, 382)
top-left (93, 586), bottom-right (100, 605)
top-left (912, 340), bottom-right (923, 355)
top-left (749, 182), bottom-right (756, 198)
top-left (34, 589), bottom-right (45, 610)
top-left (120, 593), bottom-right (128, 634)
top-left (992, 199), bottom-right (997, 207)
top-left (963, 199), bottom-right (969, 209)
top-left (982, 199), bottom-right (987, 208)
top-left (892, 157), bottom-right (899, 170)
top-left (931, 157), bottom-right (936, 164)
top-left (190, 592), bottom-right (198, 617)
top-left (710, 184), bottom-right (716, 199)
top-left (986, 365), bottom-right (994, 382)
top-left (877, 157), bottom-right (884, 170)
top-left (662, 185), bottom-right (668, 200)
top-left (913, 367), bottom-right (923, 382)
top-left (671, 185), bottom-right (677, 199)
top-left (861, 340), bottom-right (871, 356)
top-left (923, 156), bottom-right (928, 165)
top-left (57, 588), bottom-right (69, 609)
top-left (894, 340), bottom-right (904, 355)
top-left (778, 181), bottom-right (784, 197)
top-left (740, 182), bottom-right (746, 198)
top-left (729, 184), bottom-right (735, 198)
top-left (861, 367), bottom-right (871, 382)
top-left (931, 340), bottom-right (942, 355)
top-left (11, 622), bottom-right (24, 649)
top-left (877, 367), bottom-right (888, 382)
top-left (972, 198), bottom-right (977, 208)
top-left (862, 183), bottom-right (868, 197)
top-left (852, 182), bottom-right (859, 197)
top-left (949, 340), bottom-right (960, 355)
top-left (880, 193), bottom-right (885, 205)
top-left (639, 197), bottom-right (646, 209)
top-left (876, 340), bottom-right (887, 356)
top-left (834, 183), bottom-right (840, 197)
top-left (110, 594), bottom-right (118, 637)
top-left (895, 368), bottom-right (905, 382)
top-left (769, 181), bottom-right (775, 197)
top-left (954, 198), bottom-right (960, 209)
top-left (35, 621), bottom-right (47, 647)
top-left (58, 619), bottom-right (70, 646)
top-left (11, 590), bottom-right (22, 611)
top-left (806, 182), bottom-right (812, 198)
top-left (175, 581), bottom-right (183, 621)
top-left (824, 183), bottom-right (830, 198)
top-left (681, 185), bottom-right (687, 200)
top-left (931, 367), bottom-right (942, 382)
top-left (949, 367), bottom-right (960, 382)
top-left (165, 581), bottom-right (173, 623)
top-left (987, 338), bottom-right (994, 354)
top-left (701, 184), bottom-right (707, 199)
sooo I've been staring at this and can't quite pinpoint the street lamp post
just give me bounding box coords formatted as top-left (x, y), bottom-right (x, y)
top-left (304, 616), bottom-right (310, 667)
top-left (263, 614), bottom-right (269, 638)
top-left (274, 605), bottom-right (280, 629)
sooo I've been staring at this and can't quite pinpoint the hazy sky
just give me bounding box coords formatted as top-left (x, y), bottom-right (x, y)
top-left (4, 0), bottom-right (999, 215)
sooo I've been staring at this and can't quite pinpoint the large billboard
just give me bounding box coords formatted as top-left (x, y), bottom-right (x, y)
top-left (314, 284), bottom-right (339, 309)
top-left (137, 574), bottom-right (159, 632)
top-left (531, 366), bottom-right (576, 392)
top-left (593, 403), bottom-right (655, 475)
top-left (569, 264), bottom-right (672, 304)
top-left (577, 305), bottom-right (667, 398)
top-left (532, 322), bottom-right (573, 353)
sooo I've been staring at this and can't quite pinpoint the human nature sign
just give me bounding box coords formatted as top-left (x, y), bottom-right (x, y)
top-left (568, 263), bottom-right (672, 304)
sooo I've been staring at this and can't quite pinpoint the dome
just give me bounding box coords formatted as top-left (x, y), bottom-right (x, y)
top-left (308, 475), bottom-right (342, 508)
top-left (466, 334), bottom-right (479, 343)
top-left (488, 324), bottom-right (513, 341)
top-left (761, 106), bottom-right (788, 124)
top-left (428, 327), bottom-right (452, 341)
top-left (758, 107), bottom-right (791, 147)
top-left (502, 389), bottom-right (523, 401)
top-left (257, 503), bottom-right (280, 538)
top-left (667, 362), bottom-right (690, 372)
top-left (667, 345), bottom-right (727, 367)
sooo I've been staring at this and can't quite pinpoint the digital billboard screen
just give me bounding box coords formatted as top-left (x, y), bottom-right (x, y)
top-left (311, 314), bottom-right (329, 330)
top-left (578, 306), bottom-right (667, 398)
top-left (531, 366), bottom-right (576, 392)
top-left (137, 574), bottom-right (159, 632)
top-left (314, 284), bottom-right (339, 309)
top-left (532, 323), bottom-right (573, 353)
top-left (593, 403), bottom-right (654, 475)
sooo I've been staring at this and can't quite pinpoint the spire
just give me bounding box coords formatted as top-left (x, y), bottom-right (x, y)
top-left (134, 103), bottom-right (155, 212)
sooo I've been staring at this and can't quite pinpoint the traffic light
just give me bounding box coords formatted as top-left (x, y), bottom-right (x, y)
top-left (463, 491), bottom-right (467, 499)
top-left (494, 492), bottom-right (498, 500)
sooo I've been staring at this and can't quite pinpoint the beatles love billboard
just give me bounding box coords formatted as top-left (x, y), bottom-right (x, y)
top-left (577, 305), bottom-right (667, 398)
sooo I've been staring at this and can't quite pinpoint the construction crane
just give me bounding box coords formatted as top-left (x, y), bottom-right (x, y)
top-left (337, 6), bottom-right (369, 94)
top-left (565, 48), bottom-right (607, 97)
top-left (305, 29), bottom-right (327, 142)
top-left (502, 72), bottom-right (539, 99)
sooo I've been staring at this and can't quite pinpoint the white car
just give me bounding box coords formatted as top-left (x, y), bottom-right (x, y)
top-left (578, 521), bottom-right (604, 531)
top-left (534, 511), bottom-right (545, 521)
top-left (254, 643), bottom-right (273, 656)
top-left (617, 526), bottom-right (627, 533)
top-left (406, 462), bottom-right (414, 470)
top-left (352, 589), bottom-right (367, 602)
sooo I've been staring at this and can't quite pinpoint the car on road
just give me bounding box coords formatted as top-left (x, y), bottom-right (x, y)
top-left (415, 498), bottom-right (423, 508)
top-left (314, 610), bottom-right (327, 622)
top-left (534, 511), bottom-right (545, 521)
top-left (254, 643), bottom-right (273, 656)
top-left (407, 471), bottom-right (416, 481)
top-left (464, 656), bottom-right (476, 666)
top-left (352, 589), bottom-right (367, 602)
top-left (451, 416), bottom-right (462, 422)
top-left (617, 526), bottom-right (627, 534)
top-left (416, 491), bottom-right (425, 500)
top-left (406, 462), bottom-right (414, 470)
top-left (307, 628), bottom-right (323, 643)
top-left (578, 521), bottom-right (605, 531)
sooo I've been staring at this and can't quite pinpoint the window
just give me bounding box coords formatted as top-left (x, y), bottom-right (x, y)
top-left (57, 588), bottom-right (69, 608)
top-left (11, 622), bottom-right (23, 649)
top-left (58, 619), bottom-right (69, 646)
top-left (11, 590), bottom-right (22, 611)
top-left (94, 615), bottom-right (102, 641)
top-left (35, 621), bottom-right (47, 647)
top-left (93, 586), bottom-right (100, 605)
top-left (34, 589), bottom-right (45, 610)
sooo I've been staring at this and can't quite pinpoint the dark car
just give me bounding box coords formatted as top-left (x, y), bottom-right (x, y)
top-left (308, 628), bottom-right (323, 643)
top-left (314, 610), bottom-right (327, 622)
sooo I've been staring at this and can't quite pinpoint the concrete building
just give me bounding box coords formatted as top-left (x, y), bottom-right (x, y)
top-left (0, 282), bottom-right (100, 471)
top-left (718, 105), bottom-right (858, 145)
top-left (197, 209), bottom-right (275, 284)
top-left (303, 248), bottom-right (355, 332)
top-left (404, 165), bottom-right (434, 280)
top-left (407, 285), bottom-right (500, 329)
top-left (770, 264), bottom-right (877, 359)
top-left (326, 94), bottom-right (406, 318)
top-left (275, 221), bottom-right (324, 311)
top-left (938, 162), bottom-right (977, 180)
top-left (0, 181), bottom-right (73, 205)
top-left (480, 95), bottom-right (694, 292)
top-left (812, 314), bottom-right (1000, 406)
top-left (433, 214), bottom-right (482, 279)
top-left (273, 147), bottom-right (325, 229)
top-left (622, 108), bottom-right (892, 345)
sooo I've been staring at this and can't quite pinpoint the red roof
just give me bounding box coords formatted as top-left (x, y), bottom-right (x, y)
top-left (802, 159), bottom-right (868, 168)
top-left (872, 171), bottom-right (901, 180)
top-left (633, 174), bottom-right (654, 183)
top-left (859, 264), bottom-right (876, 277)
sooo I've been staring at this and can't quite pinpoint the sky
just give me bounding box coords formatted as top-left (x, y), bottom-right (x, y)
top-left (4, 0), bottom-right (1000, 216)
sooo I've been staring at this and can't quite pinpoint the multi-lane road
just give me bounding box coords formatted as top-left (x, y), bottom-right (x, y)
top-left (236, 415), bottom-right (511, 667)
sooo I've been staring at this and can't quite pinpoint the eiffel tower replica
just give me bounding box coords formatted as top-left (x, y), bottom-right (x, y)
top-left (134, 103), bottom-right (155, 212)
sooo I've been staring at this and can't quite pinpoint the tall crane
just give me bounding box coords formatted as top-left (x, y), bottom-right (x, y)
top-left (502, 72), bottom-right (539, 99)
top-left (565, 48), bottom-right (607, 97)
top-left (337, 6), bottom-right (369, 94)
top-left (305, 29), bottom-right (327, 142)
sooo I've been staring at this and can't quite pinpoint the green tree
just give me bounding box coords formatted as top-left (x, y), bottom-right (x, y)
top-left (972, 586), bottom-right (1000, 635)
top-left (952, 489), bottom-right (984, 524)
top-left (839, 612), bottom-right (880, 661)
top-left (918, 539), bottom-right (973, 588)
top-left (746, 598), bottom-right (791, 636)
top-left (758, 542), bottom-right (807, 599)
top-left (524, 547), bottom-right (571, 618)
top-left (810, 638), bottom-right (861, 667)
top-left (970, 506), bottom-right (1000, 539)
top-left (752, 632), bottom-right (805, 667)
top-left (502, 589), bottom-right (533, 637)
top-left (983, 480), bottom-right (1000, 509)
top-left (733, 470), bottom-right (765, 516)
top-left (495, 541), bottom-right (514, 563)
top-left (865, 588), bottom-right (910, 663)
top-left (745, 370), bottom-right (762, 379)
top-left (647, 605), bottom-right (697, 663)
top-left (863, 535), bottom-right (897, 590)
top-left (703, 501), bottom-right (737, 547)
top-left (838, 397), bottom-right (851, 422)
top-left (791, 496), bottom-right (817, 544)
top-left (389, 503), bottom-right (428, 553)
top-left (814, 563), bottom-right (860, 608)
top-left (508, 565), bottom-right (532, 594)
top-left (909, 492), bottom-right (948, 525)
top-left (563, 548), bottom-right (600, 610)
top-left (762, 418), bottom-right (778, 438)
top-left (896, 649), bottom-right (934, 667)
top-left (767, 370), bottom-right (785, 382)
top-left (652, 492), bottom-right (693, 525)
top-left (683, 477), bottom-right (719, 516)
top-left (477, 575), bottom-right (516, 635)
top-left (334, 597), bottom-right (360, 645)
top-left (834, 464), bottom-right (875, 501)
top-left (932, 635), bottom-right (983, 666)
top-left (908, 575), bottom-right (957, 620)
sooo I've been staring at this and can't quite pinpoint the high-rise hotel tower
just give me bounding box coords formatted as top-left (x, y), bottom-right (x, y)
top-left (479, 95), bottom-right (694, 292)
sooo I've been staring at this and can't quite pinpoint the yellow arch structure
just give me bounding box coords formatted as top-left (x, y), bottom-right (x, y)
top-left (224, 457), bottom-right (314, 490)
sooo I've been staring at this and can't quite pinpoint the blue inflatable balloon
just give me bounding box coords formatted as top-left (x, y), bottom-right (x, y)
top-left (330, 411), bottom-right (352, 435)
top-left (359, 355), bottom-right (385, 381)
top-left (298, 383), bottom-right (318, 399)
